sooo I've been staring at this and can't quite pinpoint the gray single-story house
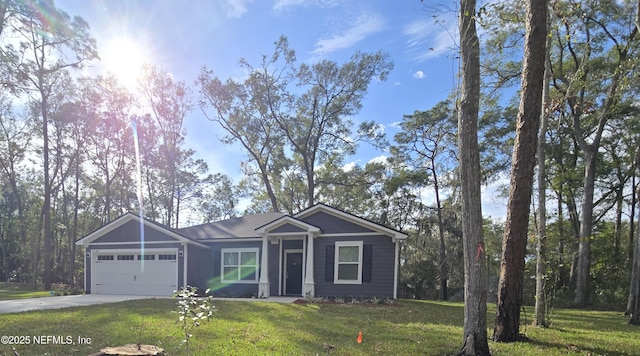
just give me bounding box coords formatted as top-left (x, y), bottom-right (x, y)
top-left (75, 204), bottom-right (407, 299)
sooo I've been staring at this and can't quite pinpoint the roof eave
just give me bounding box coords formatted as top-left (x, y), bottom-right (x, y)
top-left (255, 215), bottom-right (321, 235)
top-left (296, 203), bottom-right (407, 240)
top-left (75, 213), bottom-right (209, 249)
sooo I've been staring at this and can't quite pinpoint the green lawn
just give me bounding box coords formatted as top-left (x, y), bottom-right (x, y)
top-left (0, 283), bottom-right (54, 300)
top-left (0, 298), bottom-right (638, 355)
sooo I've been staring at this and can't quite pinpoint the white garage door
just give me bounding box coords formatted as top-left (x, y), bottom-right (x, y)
top-left (91, 249), bottom-right (178, 296)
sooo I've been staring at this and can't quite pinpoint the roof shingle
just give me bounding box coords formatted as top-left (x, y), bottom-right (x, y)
top-left (177, 213), bottom-right (286, 240)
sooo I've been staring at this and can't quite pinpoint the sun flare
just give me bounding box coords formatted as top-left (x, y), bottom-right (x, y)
top-left (101, 37), bottom-right (148, 89)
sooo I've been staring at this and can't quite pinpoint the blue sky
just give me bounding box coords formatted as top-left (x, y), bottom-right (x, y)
top-left (55, 0), bottom-right (507, 218)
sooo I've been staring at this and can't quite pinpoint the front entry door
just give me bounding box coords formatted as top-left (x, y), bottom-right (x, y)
top-left (285, 252), bottom-right (303, 295)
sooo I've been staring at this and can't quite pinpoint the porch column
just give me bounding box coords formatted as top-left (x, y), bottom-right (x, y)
top-left (258, 234), bottom-right (270, 298)
top-left (303, 232), bottom-right (315, 297)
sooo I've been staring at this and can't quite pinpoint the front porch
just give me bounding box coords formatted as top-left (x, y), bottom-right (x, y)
top-left (255, 216), bottom-right (320, 299)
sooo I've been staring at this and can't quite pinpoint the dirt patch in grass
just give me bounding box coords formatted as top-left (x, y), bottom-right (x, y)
top-left (89, 344), bottom-right (164, 355)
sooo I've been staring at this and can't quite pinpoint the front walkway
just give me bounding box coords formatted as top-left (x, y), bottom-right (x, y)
top-left (211, 296), bottom-right (299, 303)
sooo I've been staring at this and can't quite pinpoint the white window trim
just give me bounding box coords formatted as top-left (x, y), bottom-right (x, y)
top-left (334, 241), bottom-right (363, 285)
top-left (221, 248), bottom-right (260, 283)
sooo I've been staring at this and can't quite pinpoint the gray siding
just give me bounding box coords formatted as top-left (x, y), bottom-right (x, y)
top-left (186, 244), bottom-right (211, 292)
top-left (270, 223), bottom-right (306, 233)
top-left (283, 239), bottom-right (303, 250)
top-left (268, 240), bottom-right (280, 296)
top-left (300, 211), bottom-right (375, 234)
top-left (314, 235), bottom-right (396, 298)
top-left (92, 220), bottom-right (177, 243)
top-left (199, 240), bottom-right (262, 297)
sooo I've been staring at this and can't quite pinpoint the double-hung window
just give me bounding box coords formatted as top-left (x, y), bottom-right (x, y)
top-left (221, 248), bottom-right (259, 283)
top-left (334, 241), bottom-right (363, 284)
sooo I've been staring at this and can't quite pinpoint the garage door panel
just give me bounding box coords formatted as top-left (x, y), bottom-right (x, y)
top-left (91, 249), bottom-right (178, 296)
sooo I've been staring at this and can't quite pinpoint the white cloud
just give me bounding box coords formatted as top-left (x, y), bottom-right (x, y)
top-left (220, 0), bottom-right (254, 18)
top-left (403, 13), bottom-right (457, 62)
top-left (273, 0), bottom-right (304, 10)
top-left (481, 174), bottom-right (509, 221)
top-left (341, 161), bottom-right (357, 172)
top-left (367, 155), bottom-right (388, 165)
top-left (419, 187), bottom-right (437, 206)
top-left (273, 0), bottom-right (339, 11)
top-left (413, 70), bottom-right (425, 79)
top-left (313, 13), bottom-right (385, 55)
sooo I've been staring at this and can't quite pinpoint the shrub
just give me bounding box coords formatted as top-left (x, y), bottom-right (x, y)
top-left (173, 286), bottom-right (216, 356)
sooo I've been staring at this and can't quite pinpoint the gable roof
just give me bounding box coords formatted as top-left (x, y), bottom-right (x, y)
top-left (178, 212), bottom-right (285, 240)
top-left (75, 213), bottom-right (208, 248)
top-left (76, 205), bottom-right (406, 244)
top-left (254, 215), bottom-right (321, 235)
top-left (295, 203), bottom-right (408, 241)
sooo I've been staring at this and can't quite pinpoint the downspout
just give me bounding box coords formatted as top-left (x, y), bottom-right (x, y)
top-left (183, 243), bottom-right (188, 289)
top-left (393, 238), bottom-right (400, 299)
top-left (84, 248), bottom-right (88, 294)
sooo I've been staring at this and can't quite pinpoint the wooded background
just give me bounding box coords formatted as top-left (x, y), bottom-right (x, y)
top-left (0, 0), bottom-right (638, 320)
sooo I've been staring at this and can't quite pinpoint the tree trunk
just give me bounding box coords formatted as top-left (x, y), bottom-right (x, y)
top-left (630, 2), bottom-right (640, 323)
top-left (572, 16), bottom-right (636, 305)
top-left (104, 170), bottom-right (112, 223)
top-left (1, 141), bottom-right (28, 281)
top-left (630, 171), bottom-right (637, 265)
top-left (0, 219), bottom-right (8, 280)
top-left (260, 165), bottom-right (280, 213)
top-left (566, 189), bottom-right (581, 288)
top-left (69, 153), bottom-right (81, 287)
top-left (42, 90), bottom-right (53, 291)
top-left (627, 201), bottom-right (640, 316)
top-left (306, 159), bottom-right (315, 208)
top-left (456, 0), bottom-right (490, 354)
top-left (574, 149), bottom-right (596, 307)
top-left (144, 166), bottom-right (156, 219)
top-left (175, 189), bottom-right (181, 228)
top-left (556, 192), bottom-right (567, 289)
top-left (494, 0), bottom-right (547, 342)
top-left (627, 154), bottom-right (640, 316)
top-left (534, 12), bottom-right (552, 327)
top-left (433, 158), bottom-right (448, 300)
top-left (614, 183), bottom-right (623, 266)
top-left (629, 183), bottom-right (640, 324)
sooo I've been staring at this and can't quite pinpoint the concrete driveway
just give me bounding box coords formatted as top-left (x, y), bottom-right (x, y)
top-left (0, 295), bottom-right (298, 314)
top-left (0, 294), bottom-right (154, 314)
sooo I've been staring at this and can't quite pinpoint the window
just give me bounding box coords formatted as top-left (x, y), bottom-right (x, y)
top-left (334, 241), bottom-right (363, 284)
top-left (117, 254), bottom-right (134, 261)
top-left (97, 255), bottom-right (114, 261)
top-left (158, 254), bottom-right (177, 261)
top-left (138, 254), bottom-right (155, 260)
top-left (221, 248), bottom-right (259, 283)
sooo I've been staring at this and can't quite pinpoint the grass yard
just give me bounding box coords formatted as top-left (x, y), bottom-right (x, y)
top-left (0, 283), bottom-right (53, 300)
top-left (0, 298), bottom-right (638, 355)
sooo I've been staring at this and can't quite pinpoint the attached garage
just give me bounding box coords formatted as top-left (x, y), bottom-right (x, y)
top-left (77, 204), bottom-right (407, 299)
top-left (76, 213), bottom-right (208, 297)
top-left (91, 249), bottom-right (178, 296)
